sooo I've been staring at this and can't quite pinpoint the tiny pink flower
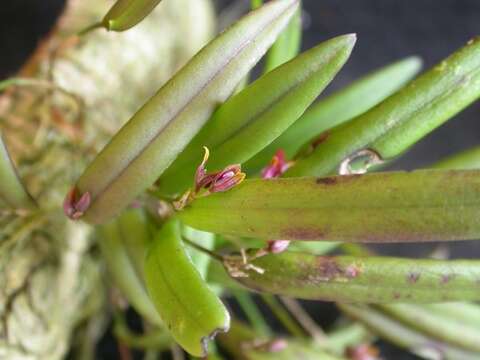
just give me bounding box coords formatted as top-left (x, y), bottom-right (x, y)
top-left (266, 239), bottom-right (291, 254)
top-left (210, 164), bottom-right (246, 193)
top-left (194, 146), bottom-right (246, 194)
top-left (261, 149), bottom-right (293, 179)
top-left (64, 187), bottom-right (91, 220)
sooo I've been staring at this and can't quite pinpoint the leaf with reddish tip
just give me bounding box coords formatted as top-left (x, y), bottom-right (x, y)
top-left (224, 252), bottom-right (480, 303)
top-left (286, 37), bottom-right (480, 177)
top-left (179, 170), bottom-right (480, 242)
top-left (0, 133), bottom-right (36, 210)
top-left (144, 219), bottom-right (230, 357)
top-left (157, 33), bottom-right (355, 197)
top-left (71, 0), bottom-right (299, 224)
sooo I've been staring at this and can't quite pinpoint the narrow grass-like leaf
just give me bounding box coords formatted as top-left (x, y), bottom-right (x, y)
top-left (425, 303), bottom-right (480, 330)
top-left (225, 252), bottom-right (480, 303)
top-left (286, 37), bottom-right (480, 177)
top-left (117, 209), bottom-right (152, 281)
top-left (432, 146), bottom-right (480, 170)
top-left (71, 0), bottom-right (299, 224)
top-left (144, 219), bottom-right (230, 357)
top-left (179, 170), bottom-right (480, 242)
top-left (102, 0), bottom-right (162, 31)
top-left (339, 304), bottom-right (480, 360)
top-left (157, 33), bottom-right (356, 197)
top-left (263, 3), bottom-right (302, 73)
top-left (98, 215), bottom-right (162, 325)
top-left (379, 304), bottom-right (480, 352)
top-left (246, 56), bottom-right (422, 173)
top-left (0, 133), bottom-right (36, 210)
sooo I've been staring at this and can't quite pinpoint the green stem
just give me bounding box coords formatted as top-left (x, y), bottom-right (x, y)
top-left (231, 289), bottom-right (271, 336)
top-left (260, 294), bottom-right (305, 338)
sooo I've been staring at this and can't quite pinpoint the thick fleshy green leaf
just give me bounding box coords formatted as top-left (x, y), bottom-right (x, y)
top-left (0, 132), bottom-right (36, 210)
top-left (144, 219), bottom-right (230, 357)
top-left (380, 304), bottom-right (480, 352)
top-left (102, 0), bottom-right (162, 31)
top-left (225, 252), bottom-right (480, 303)
top-left (432, 146), bottom-right (480, 170)
top-left (263, 3), bottom-right (302, 73)
top-left (71, 0), bottom-right (299, 224)
top-left (179, 170), bottom-right (480, 242)
top-left (286, 37), bottom-right (480, 177)
top-left (157, 33), bottom-right (356, 197)
top-left (98, 212), bottom-right (162, 325)
top-left (246, 56), bottom-right (422, 173)
top-left (339, 304), bottom-right (480, 360)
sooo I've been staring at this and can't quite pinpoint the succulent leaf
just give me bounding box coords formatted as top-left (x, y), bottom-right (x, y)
top-left (224, 252), bottom-right (480, 303)
top-left (286, 37), bottom-right (480, 177)
top-left (144, 219), bottom-right (230, 357)
top-left (71, 0), bottom-right (299, 223)
top-left (102, 0), bottom-right (163, 31)
top-left (158, 33), bottom-right (356, 197)
top-left (246, 56), bottom-right (422, 173)
top-left (179, 170), bottom-right (480, 242)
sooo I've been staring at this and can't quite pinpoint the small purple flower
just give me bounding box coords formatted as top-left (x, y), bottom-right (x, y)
top-left (261, 149), bottom-right (293, 179)
top-left (195, 146), bottom-right (246, 194)
top-left (64, 187), bottom-right (91, 220)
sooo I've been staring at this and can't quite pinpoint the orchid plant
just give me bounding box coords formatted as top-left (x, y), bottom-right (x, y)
top-left (2, 0), bottom-right (480, 359)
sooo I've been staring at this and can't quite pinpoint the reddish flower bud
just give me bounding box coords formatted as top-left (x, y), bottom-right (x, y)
top-left (266, 240), bottom-right (291, 254)
top-left (194, 146), bottom-right (246, 194)
top-left (261, 149), bottom-right (293, 179)
top-left (210, 164), bottom-right (246, 193)
top-left (64, 187), bottom-right (91, 220)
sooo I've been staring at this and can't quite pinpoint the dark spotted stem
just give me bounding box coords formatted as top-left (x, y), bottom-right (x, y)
top-left (224, 252), bottom-right (480, 303)
top-left (179, 170), bottom-right (480, 243)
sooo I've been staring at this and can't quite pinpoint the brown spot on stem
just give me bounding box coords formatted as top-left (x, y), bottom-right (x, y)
top-left (317, 257), bottom-right (343, 280)
top-left (311, 131), bottom-right (330, 148)
top-left (282, 227), bottom-right (328, 240)
top-left (315, 174), bottom-right (361, 185)
top-left (393, 292), bottom-right (401, 300)
top-left (407, 272), bottom-right (420, 284)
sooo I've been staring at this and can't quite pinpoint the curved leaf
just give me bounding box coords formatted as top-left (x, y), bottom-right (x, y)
top-left (102, 0), bottom-right (162, 31)
top-left (71, 0), bottom-right (299, 223)
top-left (246, 56), bottom-right (422, 173)
top-left (98, 213), bottom-right (162, 325)
top-left (380, 304), bottom-right (480, 352)
top-left (157, 33), bottom-right (356, 197)
top-left (432, 146), bottom-right (480, 170)
top-left (0, 133), bottom-right (36, 210)
top-left (263, 3), bottom-right (302, 73)
top-left (225, 252), bottom-right (480, 303)
top-left (286, 37), bottom-right (480, 177)
top-left (179, 170), bottom-right (480, 242)
top-left (339, 304), bottom-right (480, 360)
top-left (144, 219), bottom-right (230, 357)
